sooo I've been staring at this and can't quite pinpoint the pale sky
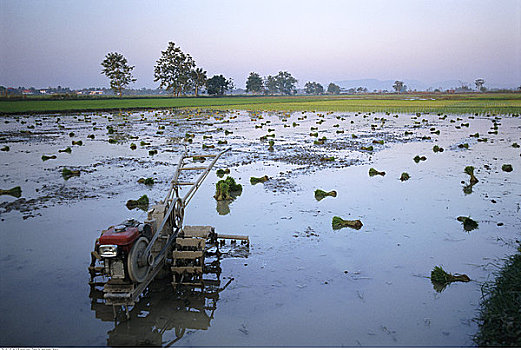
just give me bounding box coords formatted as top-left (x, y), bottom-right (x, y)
top-left (1, 0), bottom-right (520, 89)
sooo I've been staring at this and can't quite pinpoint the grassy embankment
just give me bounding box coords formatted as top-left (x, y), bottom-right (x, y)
top-left (474, 245), bottom-right (521, 346)
top-left (1, 93), bottom-right (520, 114)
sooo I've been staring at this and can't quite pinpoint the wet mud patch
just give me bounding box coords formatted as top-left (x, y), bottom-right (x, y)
top-left (270, 146), bottom-right (362, 169)
top-left (0, 183), bottom-right (98, 215)
top-left (293, 226), bottom-right (319, 239)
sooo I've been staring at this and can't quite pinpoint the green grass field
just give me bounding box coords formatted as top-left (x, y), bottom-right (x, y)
top-left (1, 93), bottom-right (520, 114)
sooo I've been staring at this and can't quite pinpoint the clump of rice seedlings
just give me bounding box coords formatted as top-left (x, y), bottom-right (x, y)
top-left (126, 195), bottom-right (149, 210)
top-left (372, 140), bottom-right (384, 145)
top-left (148, 150), bottom-right (158, 156)
top-left (431, 265), bottom-right (470, 288)
top-left (502, 164), bottom-right (513, 172)
top-left (332, 216), bottom-right (363, 230)
top-left (203, 135), bottom-right (212, 139)
top-left (310, 132), bottom-right (318, 137)
top-left (361, 146), bottom-right (373, 151)
top-left (216, 168), bottom-right (230, 178)
top-left (413, 155), bottom-right (427, 163)
top-left (400, 172), bottom-right (410, 181)
top-left (0, 186), bottom-right (22, 198)
top-left (107, 126), bottom-right (115, 134)
top-left (250, 175), bottom-right (269, 185)
top-left (314, 189), bottom-right (337, 201)
top-left (268, 140), bottom-right (275, 151)
top-left (108, 138), bottom-right (117, 144)
top-left (1, 146), bottom-right (9, 151)
top-left (62, 168), bottom-right (80, 180)
top-left (470, 133), bottom-right (479, 138)
top-left (58, 147), bottom-right (72, 153)
top-left (41, 155), bottom-right (57, 161)
top-left (193, 156), bottom-right (205, 162)
top-left (369, 168), bottom-right (385, 176)
top-left (457, 216), bottom-right (479, 231)
top-left (69, 132), bottom-right (75, 137)
top-left (217, 140), bottom-right (228, 145)
top-left (130, 143), bottom-right (137, 150)
top-left (477, 138), bottom-right (488, 142)
top-left (458, 143), bottom-right (469, 149)
top-left (224, 130), bottom-right (233, 135)
top-left (87, 134), bottom-right (95, 139)
top-left (336, 129), bottom-right (344, 134)
top-left (72, 140), bottom-right (83, 146)
top-left (352, 134), bottom-right (358, 138)
top-left (512, 142), bottom-right (520, 148)
top-left (404, 131), bottom-right (413, 136)
top-left (431, 130), bottom-right (441, 135)
top-left (320, 156), bottom-right (335, 162)
top-left (313, 136), bottom-right (326, 145)
top-left (214, 176), bottom-right (242, 201)
top-left (433, 145), bottom-right (444, 153)
top-left (464, 166), bottom-right (479, 185)
top-left (138, 177), bottom-right (154, 185)
top-left (202, 144), bottom-right (215, 149)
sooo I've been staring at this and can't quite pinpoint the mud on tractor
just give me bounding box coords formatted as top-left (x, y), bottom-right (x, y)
top-left (88, 148), bottom-right (249, 319)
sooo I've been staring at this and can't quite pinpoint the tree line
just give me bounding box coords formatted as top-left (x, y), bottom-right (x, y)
top-left (101, 41), bottom-right (343, 97)
top-left (101, 42), bottom-right (495, 97)
top-left (101, 42), bottom-right (234, 97)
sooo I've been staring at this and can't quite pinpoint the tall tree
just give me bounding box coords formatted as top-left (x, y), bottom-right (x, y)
top-left (191, 67), bottom-right (207, 96)
top-left (100, 52), bottom-right (136, 96)
top-left (154, 42), bottom-right (195, 96)
top-left (304, 81), bottom-right (324, 94)
top-left (327, 83), bottom-right (341, 94)
top-left (264, 75), bottom-right (278, 95)
top-left (393, 80), bottom-right (405, 93)
top-left (475, 78), bottom-right (485, 92)
top-left (246, 72), bottom-right (264, 94)
top-left (206, 75), bottom-right (233, 95)
top-left (275, 71), bottom-right (297, 95)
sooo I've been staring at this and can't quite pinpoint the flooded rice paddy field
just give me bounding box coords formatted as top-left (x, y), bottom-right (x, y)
top-left (0, 109), bottom-right (520, 347)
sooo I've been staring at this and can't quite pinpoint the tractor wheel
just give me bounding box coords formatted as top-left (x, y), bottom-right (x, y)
top-left (127, 236), bottom-right (151, 283)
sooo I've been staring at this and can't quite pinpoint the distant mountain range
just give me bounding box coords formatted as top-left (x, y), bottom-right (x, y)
top-left (333, 78), bottom-right (512, 92)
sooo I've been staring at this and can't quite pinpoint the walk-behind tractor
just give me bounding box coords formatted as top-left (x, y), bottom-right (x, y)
top-left (89, 148), bottom-right (249, 319)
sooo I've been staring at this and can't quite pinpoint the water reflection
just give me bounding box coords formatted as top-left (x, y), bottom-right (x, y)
top-left (90, 273), bottom-right (233, 346)
top-left (216, 200), bottom-right (231, 215)
top-left (462, 183), bottom-right (474, 195)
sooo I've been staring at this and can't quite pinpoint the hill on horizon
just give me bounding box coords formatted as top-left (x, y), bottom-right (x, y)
top-left (333, 78), bottom-right (518, 92)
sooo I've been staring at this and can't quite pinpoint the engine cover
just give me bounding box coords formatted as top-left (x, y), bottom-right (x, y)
top-left (99, 225), bottom-right (140, 246)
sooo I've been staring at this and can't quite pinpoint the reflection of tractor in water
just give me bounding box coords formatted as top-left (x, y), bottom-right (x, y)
top-left (88, 148), bottom-right (249, 321)
top-left (89, 259), bottom-right (237, 346)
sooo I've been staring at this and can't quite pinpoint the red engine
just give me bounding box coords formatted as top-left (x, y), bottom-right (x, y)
top-left (99, 225), bottom-right (140, 247)
top-left (95, 219), bottom-right (153, 283)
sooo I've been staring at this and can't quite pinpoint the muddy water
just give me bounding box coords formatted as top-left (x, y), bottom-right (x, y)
top-left (0, 109), bottom-right (520, 346)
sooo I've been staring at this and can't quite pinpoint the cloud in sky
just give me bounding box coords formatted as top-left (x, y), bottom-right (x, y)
top-left (1, 0), bottom-right (520, 89)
